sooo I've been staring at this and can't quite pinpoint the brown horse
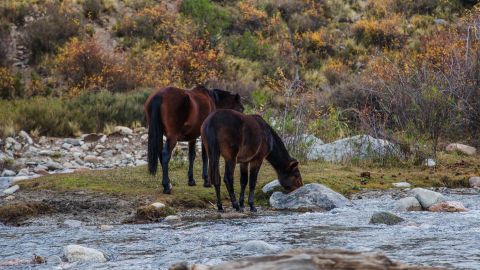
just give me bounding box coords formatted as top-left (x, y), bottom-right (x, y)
top-left (145, 85), bottom-right (244, 194)
top-left (201, 109), bottom-right (304, 212)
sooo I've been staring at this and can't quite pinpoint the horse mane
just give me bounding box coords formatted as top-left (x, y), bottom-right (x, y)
top-left (253, 116), bottom-right (293, 172)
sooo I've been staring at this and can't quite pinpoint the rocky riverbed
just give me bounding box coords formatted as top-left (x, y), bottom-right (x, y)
top-left (0, 126), bottom-right (198, 190)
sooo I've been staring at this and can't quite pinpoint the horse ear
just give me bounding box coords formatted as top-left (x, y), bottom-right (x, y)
top-left (235, 93), bottom-right (240, 101)
top-left (289, 160), bottom-right (299, 170)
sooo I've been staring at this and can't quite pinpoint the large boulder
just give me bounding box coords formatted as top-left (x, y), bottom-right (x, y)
top-left (469, 176), bottom-right (480, 188)
top-left (186, 248), bottom-right (437, 270)
top-left (428, 201), bottom-right (467, 212)
top-left (394, 197), bottom-right (422, 211)
top-left (410, 188), bottom-right (445, 209)
top-left (369, 212), bottom-right (404, 225)
top-left (445, 143), bottom-right (476, 156)
top-left (307, 135), bottom-right (400, 162)
top-left (63, 245), bottom-right (106, 263)
top-left (2, 185), bottom-right (19, 195)
top-left (269, 183), bottom-right (350, 210)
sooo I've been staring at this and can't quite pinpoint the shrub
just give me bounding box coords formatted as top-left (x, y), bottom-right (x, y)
top-left (0, 68), bottom-right (23, 99)
top-left (180, 0), bottom-right (231, 40)
top-left (83, 0), bottom-right (104, 20)
top-left (226, 31), bottom-right (270, 60)
top-left (0, 19), bottom-right (10, 66)
top-left (114, 4), bottom-right (178, 45)
top-left (136, 39), bottom-right (222, 87)
top-left (322, 59), bottom-right (349, 86)
top-left (352, 16), bottom-right (405, 49)
top-left (55, 37), bottom-right (137, 93)
top-left (22, 3), bottom-right (81, 63)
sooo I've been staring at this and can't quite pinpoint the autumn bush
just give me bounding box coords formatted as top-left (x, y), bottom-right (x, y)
top-left (55, 37), bottom-right (137, 93)
top-left (226, 31), bottom-right (270, 60)
top-left (114, 4), bottom-right (179, 46)
top-left (352, 16), bottom-right (405, 49)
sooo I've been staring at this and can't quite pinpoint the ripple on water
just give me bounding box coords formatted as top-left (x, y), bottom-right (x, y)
top-left (1, 192), bottom-right (480, 269)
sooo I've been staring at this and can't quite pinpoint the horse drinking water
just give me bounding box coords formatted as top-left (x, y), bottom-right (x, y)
top-left (145, 86), bottom-right (244, 194)
top-left (201, 109), bottom-right (304, 212)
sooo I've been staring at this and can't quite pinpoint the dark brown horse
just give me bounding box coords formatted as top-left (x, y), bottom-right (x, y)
top-left (145, 85), bottom-right (244, 194)
top-left (201, 109), bottom-right (304, 212)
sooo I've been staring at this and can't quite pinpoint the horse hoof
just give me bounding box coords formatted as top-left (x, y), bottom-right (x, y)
top-left (188, 180), bottom-right (196, 186)
top-left (250, 206), bottom-right (257, 213)
top-left (203, 183), bottom-right (212, 188)
top-left (163, 188), bottom-right (172, 194)
top-left (232, 202), bottom-right (240, 211)
top-left (217, 208), bottom-right (224, 213)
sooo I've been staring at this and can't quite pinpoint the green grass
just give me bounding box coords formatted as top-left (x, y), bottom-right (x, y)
top-left (20, 152), bottom-right (480, 209)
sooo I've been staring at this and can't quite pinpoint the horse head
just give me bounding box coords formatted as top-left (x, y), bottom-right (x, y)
top-left (211, 89), bottom-right (244, 112)
top-left (278, 159), bottom-right (304, 192)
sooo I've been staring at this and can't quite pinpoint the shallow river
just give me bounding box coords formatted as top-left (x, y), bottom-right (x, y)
top-left (1, 190), bottom-right (480, 269)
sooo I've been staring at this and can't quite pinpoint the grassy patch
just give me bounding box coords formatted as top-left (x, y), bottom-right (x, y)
top-left (0, 202), bottom-right (53, 225)
top-left (19, 153), bottom-right (480, 209)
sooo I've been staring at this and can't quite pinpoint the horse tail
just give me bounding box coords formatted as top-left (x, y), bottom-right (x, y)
top-left (204, 122), bottom-right (221, 186)
top-left (148, 95), bottom-right (163, 175)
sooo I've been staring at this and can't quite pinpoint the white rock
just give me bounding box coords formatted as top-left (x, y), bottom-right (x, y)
top-left (64, 219), bottom-right (83, 228)
top-left (445, 143), bottom-right (476, 156)
top-left (46, 161), bottom-right (63, 171)
top-left (429, 201), bottom-right (467, 212)
top-left (469, 176), bottom-right (480, 188)
top-left (123, 138), bottom-right (129, 143)
top-left (64, 138), bottom-right (82, 146)
top-left (17, 168), bottom-right (30, 176)
top-left (3, 185), bottom-right (19, 195)
top-left (164, 215), bottom-right (180, 222)
top-left (81, 143), bottom-right (91, 150)
top-left (150, 202), bottom-right (165, 209)
top-left (394, 197), bottom-right (422, 211)
top-left (63, 245), bottom-right (106, 263)
top-left (392, 182), bottom-right (411, 188)
top-left (410, 188), bottom-right (445, 209)
top-left (19, 131), bottom-right (33, 144)
top-left (99, 135), bottom-right (107, 144)
top-left (240, 240), bottom-right (278, 254)
top-left (62, 143), bottom-right (72, 149)
top-left (135, 160), bottom-right (148, 166)
top-left (140, 134), bottom-right (148, 141)
top-left (114, 126), bottom-right (133, 136)
top-left (98, 225), bottom-right (114, 230)
top-left (424, 158), bottom-right (436, 167)
top-left (262, 180), bottom-right (281, 194)
top-left (84, 155), bottom-right (104, 164)
top-left (1, 169), bottom-right (16, 177)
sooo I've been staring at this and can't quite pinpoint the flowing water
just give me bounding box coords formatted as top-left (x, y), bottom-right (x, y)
top-left (1, 190), bottom-right (480, 269)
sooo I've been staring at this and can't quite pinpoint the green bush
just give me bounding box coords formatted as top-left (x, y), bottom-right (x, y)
top-left (0, 90), bottom-right (150, 137)
top-left (226, 31), bottom-right (270, 60)
top-left (180, 0), bottom-right (231, 39)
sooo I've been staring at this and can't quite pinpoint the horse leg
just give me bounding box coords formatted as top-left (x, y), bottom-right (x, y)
top-left (161, 137), bottom-right (177, 194)
top-left (248, 160), bottom-right (263, 212)
top-left (201, 142), bottom-right (210, 187)
top-left (238, 163), bottom-right (248, 211)
top-left (224, 160), bottom-right (240, 211)
top-left (187, 140), bottom-right (197, 186)
top-left (214, 183), bottom-right (223, 212)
